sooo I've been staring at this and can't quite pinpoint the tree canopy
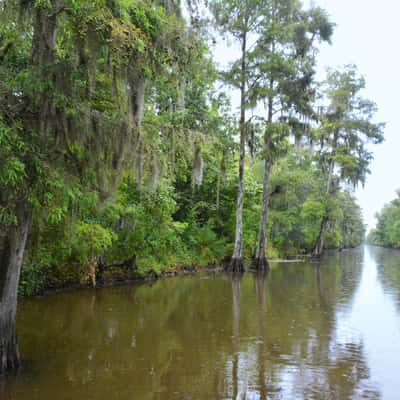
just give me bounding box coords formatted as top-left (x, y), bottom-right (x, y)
top-left (0, 0), bottom-right (384, 374)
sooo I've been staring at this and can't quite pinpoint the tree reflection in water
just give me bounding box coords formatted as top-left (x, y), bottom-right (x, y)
top-left (1, 248), bottom-right (393, 400)
top-left (221, 249), bottom-right (380, 399)
top-left (373, 246), bottom-right (400, 309)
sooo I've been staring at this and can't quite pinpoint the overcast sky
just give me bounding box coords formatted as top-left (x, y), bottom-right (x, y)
top-left (310, 0), bottom-right (400, 230)
top-left (213, 0), bottom-right (400, 230)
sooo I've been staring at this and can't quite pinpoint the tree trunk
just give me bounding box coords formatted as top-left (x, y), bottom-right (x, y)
top-left (31, 1), bottom-right (63, 66)
top-left (253, 89), bottom-right (274, 271)
top-left (312, 151), bottom-right (335, 259)
top-left (312, 216), bottom-right (328, 259)
top-left (229, 31), bottom-right (247, 273)
top-left (0, 0), bottom-right (62, 374)
top-left (252, 158), bottom-right (272, 271)
top-left (0, 203), bottom-right (32, 374)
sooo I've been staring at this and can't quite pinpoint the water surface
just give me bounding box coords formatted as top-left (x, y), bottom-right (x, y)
top-left (2, 246), bottom-right (400, 399)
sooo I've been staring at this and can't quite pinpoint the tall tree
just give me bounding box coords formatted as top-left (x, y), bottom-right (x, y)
top-left (248, 1), bottom-right (333, 270)
top-left (312, 65), bottom-right (384, 258)
top-left (0, 0), bottom-right (185, 373)
top-left (211, 0), bottom-right (263, 272)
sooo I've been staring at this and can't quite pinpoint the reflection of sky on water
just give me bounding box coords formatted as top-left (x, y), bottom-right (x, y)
top-left (223, 246), bottom-right (400, 399)
top-left (335, 246), bottom-right (400, 399)
top-left (4, 246), bottom-right (400, 399)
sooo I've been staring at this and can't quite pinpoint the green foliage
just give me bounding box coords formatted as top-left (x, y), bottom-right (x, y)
top-left (72, 222), bottom-right (115, 264)
top-left (0, 0), bottom-right (380, 298)
top-left (339, 191), bottom-right (366, 248)
top-left (369, 191), bottom-right (400, 248)
top-left (316, 65), bottom-right (385, 188)
top-left (264, 149), bottom-right (365, 256)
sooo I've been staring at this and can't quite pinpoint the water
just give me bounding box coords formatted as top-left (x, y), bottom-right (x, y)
top-left (2, 245), bottom-right (400, 399)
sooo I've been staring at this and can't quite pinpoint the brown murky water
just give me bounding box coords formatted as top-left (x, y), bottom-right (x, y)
top-left (2, 245), bottom-right (400, 399)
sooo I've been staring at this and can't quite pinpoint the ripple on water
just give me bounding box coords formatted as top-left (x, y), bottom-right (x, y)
top-left (2, 246), bottom-right (400, 399)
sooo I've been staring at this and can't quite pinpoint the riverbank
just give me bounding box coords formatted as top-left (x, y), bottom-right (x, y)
top-left (21, 255), bottom-right (312, 298)
top-left (23, 248), bottom-right (365, 298)
top-left (7, 246), bottom-right (400, 399)
top-left (24, 263), bottom-right (223, 297)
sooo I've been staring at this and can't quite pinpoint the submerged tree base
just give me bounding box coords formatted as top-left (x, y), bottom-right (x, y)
top-left (226, 257), bottom-right (245, 273)
top-left (311, 251), bottom-right (323, 260)
top-left (250, 256), bottom-right (270, 272)
top-left (0, 335), bottom-right (20, 375)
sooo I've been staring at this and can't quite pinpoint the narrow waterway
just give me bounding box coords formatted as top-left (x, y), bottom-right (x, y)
top-left (2, 245), bottom-right (400, 399)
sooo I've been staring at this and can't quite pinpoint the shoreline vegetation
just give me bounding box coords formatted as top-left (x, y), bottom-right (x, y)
top-left (368, 190), bottom-right (400, 249)
top-left (24, 249), bottom-right (364, 298)
top-left (0, 0), bottom-right (383, 374)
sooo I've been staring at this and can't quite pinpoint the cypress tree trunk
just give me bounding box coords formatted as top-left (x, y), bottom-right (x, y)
top-left (229, 31), bottom-right (247, 273)
top-left (0, 0), bottom-right (62, 375)
top-left (312, 216), bottom-right (328, 259)
top-left (0, 202), bottom-right (32, 374)
top-left (252, 158), bottom-right (272, 271)
top-left (252, 89), bottom-right (274, 271)
top-left (312, 148), bottom-right (336, 259)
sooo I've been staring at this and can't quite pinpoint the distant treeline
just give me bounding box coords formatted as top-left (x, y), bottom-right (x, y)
top-left (368, 191), bottom-right (400, 248)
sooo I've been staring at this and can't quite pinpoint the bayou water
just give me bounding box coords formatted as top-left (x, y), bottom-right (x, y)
top-left (2, 245), bottom-right (400, 399)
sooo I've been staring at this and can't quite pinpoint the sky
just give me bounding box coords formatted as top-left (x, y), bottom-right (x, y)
top-left (308, 0), bottom-right (400, 230)
top-left (212, 0), bottom-right (400, 230)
